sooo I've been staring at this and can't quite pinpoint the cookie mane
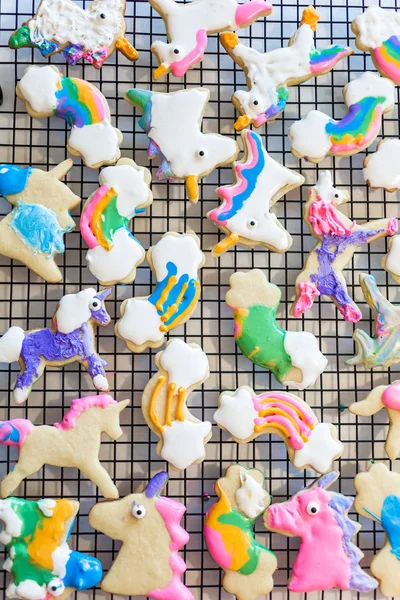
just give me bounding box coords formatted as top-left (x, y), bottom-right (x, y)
top-left (54, 394), bottom-right (116, 430)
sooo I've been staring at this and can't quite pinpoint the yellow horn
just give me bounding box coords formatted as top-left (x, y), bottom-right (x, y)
top-left (153, 63), bottom-right (170, 80)
top-left (300, 6), bottom-right (320, 32)
top-left (234, 114), bottom-right (252, 131)
top-left (186, 176), bottom-right (199, 203)
top-left (116, 38), bottom-right (139, 61)
top-left (220, 32), bottom-right (240, 50)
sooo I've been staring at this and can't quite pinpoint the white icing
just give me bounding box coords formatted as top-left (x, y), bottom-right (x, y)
top-left (13, 387), bottom-right (29, 405)
top-left (37, 498), bottom-right (56, 517)
top-left (385, 235), bottom-right (400, 278)
top-left (86, 227), bottom-right (145, 284)
top-left (0, 500), bottom-right (22, 545)
top-left (3, 558), bottom-right (13, 572)
top-left (0, 327), bottom-right (24, 364)
top-left (283, 331), bottom-right (327, 390)
top-left (353, 5), bottom-right (400, 49)
top-left (93, 374), bottom-right (109, 391)
top-left (159, 339), bottom-right (209, 390)
top-left (55, 288), bottom-right (97, 334)
top-left (344, 71), bottom-right (394, 111)
top-left (152, 233), bottom-right (204, 282)
top-left (28, 0), bottom-right (126, 51)
top-left (52, 543), bottom-right (72, 578)
top-left (149, 89), bottom-right (237, 178)
top-left (160, 419), bottom-right (211, 470)
top-left (68, 121), bottom-right (120, 168)
top-left (214, 387), bottom-right (258, 440)
top-left (235, 470), bottom-right (267, 519)
top-left (293, 422), bottom-right (343, 473)
top-left (117, 298), bottom-right (164, 346)
top-left (8, 580), bottom-right (47, 600)
top-left (364, 139), bottom-right (400, 190)
top-left (99, 164), bottom-right (150, 219)
top-left (18, 65), bottom-right (59, 114)
top-left (288, 110), bottom-right (332, 160)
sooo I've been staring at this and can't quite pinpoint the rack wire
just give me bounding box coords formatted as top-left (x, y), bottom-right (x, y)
top-left (0, 0), bottom-right (400, 598)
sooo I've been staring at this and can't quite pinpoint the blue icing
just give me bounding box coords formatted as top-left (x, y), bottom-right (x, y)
top-left (382, 495), bottom-right (400, 559)
top-left (9, 201), bottom-right (69, 256)
top-left (63, 550), bottom-right (103, 590)
top-left (0, 165), bottom-right (32, 197)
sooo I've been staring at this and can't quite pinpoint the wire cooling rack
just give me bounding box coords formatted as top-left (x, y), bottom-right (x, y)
top-left (1, 0), bottom-right (400, 598)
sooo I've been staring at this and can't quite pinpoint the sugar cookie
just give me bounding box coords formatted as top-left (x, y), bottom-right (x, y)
top-left (352, 6), bottom-right (400, 85)
top-left (124, 87), bottom-right (238, 202)
top-left (204, 464), bottom-right (277, 600)
top-left (80, 158), bottom-right (152, 286)
top-left (226, 269), bottom-right (327, 389)
top-left (220, 6), bottom-right (352, 130)
top-left (355, 462), bottom-right (400, 597)
top-left (0, 497), bottom-right (102, 600)
top-left (9, 0), bottom-right (138, 68)
top-left (266, 471), bottom-right (378, 593)
top-left (116, 232), bottom-right (205, 353)
top-left (150, 0), bottom-right (272, 79)
top-left (0, 160), bottom-right (80, 283)
top-left (0, 395), bottom-right (129, 499)
top-left (292, 171), bottom-right (397, 322)
top-left (383, 235), bottom-right (400, 284)
top-left (289, 72), bottom-right (395, 162)
top-left (207, 129), bottom-right (304, 256)
top-left (142, 339), bottom-right (211, 470)
top-left (364, 138), bottom-right (400, 191)
top-left (214, 386), bottom-right (343, 473)
top-left (89, 471), bottom-right (192, 599)
top-left (346, 273), bottom-right (400, 369)
top-left (17, 65), bottom-right (123, 169)
top-left (0, 288), bottom-right (112, 404)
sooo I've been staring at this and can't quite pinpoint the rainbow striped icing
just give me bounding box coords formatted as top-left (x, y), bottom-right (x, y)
top-left (309, 45), bottom-right (352, 73)
top-left (373, 37), bottom-right (400, 84)
top-left (55, 75), bottom-right (107, 126)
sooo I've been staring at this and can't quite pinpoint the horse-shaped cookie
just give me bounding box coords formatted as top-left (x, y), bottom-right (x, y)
top-left (0, 395), bottom-right (129, 499)
top-left (0, 288), bottom-right (111, 404)
top-left (89, 471), bottom-right (193, 599)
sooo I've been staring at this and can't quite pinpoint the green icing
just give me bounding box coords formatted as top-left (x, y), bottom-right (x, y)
top-left (102, 194), bottom-right (129, 243)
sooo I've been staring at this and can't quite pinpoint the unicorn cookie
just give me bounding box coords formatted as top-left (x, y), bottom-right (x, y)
top-left (346, 273), bottom-right (400, 369)
top-left (292, 172), bottom-right (397, 322)
top-left (383, 235), bottom-right (400, 284)
top-left (142, 339), bottom-right (211, 470)
top-left (0, 161), bottom-right (80, 283)
top-left (266, 471), bottom-right (378, 593)
top-left (80, 158), bottom-right (153, 286)
top-left (226, 269), bottom-right (327, 389)
top-left (89, 471), bottom-right (193, 599)
top-left (364, 139), bottom-right (400, 192)
top-left (0, 497), bottom-right (102, 600)
top-left (207, 129), bottom-right (304, 256)
top-left (17, 65), bottom-right (123, 169)
top-left (124, 87), bottom-right (238, 203)
top-left (214, 386), bottom-right (343, 473)
top-left (0, 395), bottom-right (129, 499)
top-left (116, 232), bottom-right (205, 353)
top-left (352, 6), bottom-right (400, 85)
top-left (355, 463), bottom-right (400, 597)
top-left (220, 6), bottom-right (352, 130)
top-left (0, 288), bottom-right (112, 404)
top-left (150, 0), bottom-right (272, 79)
top-left (289, 72), bottom-right (395, 162)
top-left (204, 464), bottom-right (277, 600)
top-left (9, 0), bottom-right (138, 68)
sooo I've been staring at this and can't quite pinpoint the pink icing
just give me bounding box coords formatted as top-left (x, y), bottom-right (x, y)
top-left (253, 392), bottom-right (317, 426)
top-left (170, 30), bottom-right (208, 77)
top-left (80, 185), bottom-right (110, 249)
top-left (330, 107), bottom-right (383, 153)
top-left (308, 198), bottom-right (353, 236)
top-left (0, 418), bottom-right (33, 448)
top-left (234, 1), bottom-right (272, 26)
top-left (309, 51), bottom-right (349, 74)
top-left (254, 414), bottom-right (305, 450)
top-left (340, 303), bottom-right (362, 323)
top-left (388, 217), bottom-right (398, 236)
top-left (382, 383), bottom-right (400, 411)
top-left (373, 46), bottom-right (400, 85)
top-left (203, 523), bottom-right (232, 569)
top-left (54, 394), bottom-right (116, 430)
top-left (293, 281), bottom-right (320, 318)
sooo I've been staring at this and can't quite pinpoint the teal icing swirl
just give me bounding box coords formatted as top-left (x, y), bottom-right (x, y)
top-left (9, 202), bottom-right (70, 256)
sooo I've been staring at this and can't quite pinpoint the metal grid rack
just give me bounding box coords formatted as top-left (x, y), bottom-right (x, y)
top-left (0, 0), bottom-right (400, 598)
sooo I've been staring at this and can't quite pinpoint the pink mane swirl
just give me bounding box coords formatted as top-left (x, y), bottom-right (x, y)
top-left (54, 394), bottom-right (117, 430)
top-left (308, 194), bottom-right (354, 237)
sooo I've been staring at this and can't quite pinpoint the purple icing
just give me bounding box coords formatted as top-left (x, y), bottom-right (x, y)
top-left (331, 102), bottom-right (361, 130)
top-left (145, 472), bottom-right (169, 498)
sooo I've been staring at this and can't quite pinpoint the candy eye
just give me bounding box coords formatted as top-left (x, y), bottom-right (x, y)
top-left (198, 150), bottom-right (205, 157)
top-left (334, 193), bottom-right (339, 198)
top-left (90, 298), bottom-right (101, 311)
top-left (100, 13), bottom-right (106, 18)
top-left (173, 48), bottom-right (180, 54)
top-left (48, 580), bottom-right (65, 597)
top-left (306, 502), bottom-right (319, 515)
top-left (132, 503), bottom-right (146, 519)
top-left (247, 219), bottom-right (257, 228)
top-left (253, 100), bottom-right (259, 106)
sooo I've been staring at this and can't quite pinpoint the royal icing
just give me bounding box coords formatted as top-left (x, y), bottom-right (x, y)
top-left (150, 0), bottom-right (272, 79)
top-left (9, 0), bottom-right (138, 68)
top-left (0, 288), bottom-right (112, 404)
top-left (384, 235), bottom-right (400, 283)
top-left (80, 158), bottom-right (152, 286)
top-left (221, 6), bottom-right (352, 130)
top-left (0, 497), bottom-right (102, 600)
top-left (289, 72), bottom-right (395, 162)
top-left (124, 87), bottom-right (238, 203)
top-left (17, 65), bottom-right (122, 168)
top-left (214, 387), bottom-right (343, 474)
top-left (226, 269), bottom-right (327, 389)
top-left (363, 139), bottom-right (400, 191)
top-left (116, 232), bottom-right (205, 353)
top-left (266, 472), bottom-right (378, 593)
top-left (292, 171), bottom-right (397, 322)
top-left (208, 129), bottom-right (304, 255)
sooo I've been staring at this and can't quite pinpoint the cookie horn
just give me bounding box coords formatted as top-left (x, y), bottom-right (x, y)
top-left (153, 63), bottom-right (170, 80)
top-left (234, 114), bottom-right (252, 131)
top-left (97, 288), bottom-right (112, 301)
top-left (125, 88), bottom-right (153, 110)
top-left (186, 176), bottom-right (199, 203)
top-left (116, 37), bottom-right (139, 62)
top-left (50, 159), bottom-right (74, 180)
top-left (116, 399), bottom-right (130, 412)
top-left (212, 233), bottom-right (240, 256)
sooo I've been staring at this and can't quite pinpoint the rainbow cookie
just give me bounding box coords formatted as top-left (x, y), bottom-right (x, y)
top-left (16, 65), bottom-right (122, 169)
top-left (289, 72), bottom-right (395, 162)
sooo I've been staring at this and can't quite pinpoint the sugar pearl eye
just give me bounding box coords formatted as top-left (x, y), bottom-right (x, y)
top-left (48, 581), bottom-right (65, 597)
top-left (90, 298), bottom-right (101, 311)
top-left (198, 150), bottom-right (205, 157)
top-left (247, 219), bottom-right (257, 228)
top-left (132, 503), bottom-right (146, 519)
top-left (253, 100), bottom-right (259, 106)
top-left (334, 193), bottom-right (339, 198)
top-left (100, 13), bottom-right (106, 18)
top-left (306, 502), bottom-right (319, 515)
top-left (174, 48), bottom-right (180, 54)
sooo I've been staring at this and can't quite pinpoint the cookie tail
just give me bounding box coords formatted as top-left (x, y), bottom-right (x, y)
top-left (0, 326), bottom-right (24, 364)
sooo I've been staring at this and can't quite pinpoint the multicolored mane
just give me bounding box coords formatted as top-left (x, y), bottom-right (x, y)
top-left (55, 75), bottom-right (108, 127)
top-left (309, 45), bottom-right (351, 73)
top-left (54, 394), bottom-right (116, 430)
top-left (0, 419), bottom-right (33, 448)
top-left (373, 37), bottom-right (400, 84)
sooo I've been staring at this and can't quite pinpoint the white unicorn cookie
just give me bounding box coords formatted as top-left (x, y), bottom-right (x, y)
top-left (17, 65), bottom-right (123, 169)
top-left (9, 0), bottom-right (138, 68)
top-left (363, 139), bottom-right (400, 192)
top-left (149, 0), bottom-right (272, 79)
top-left (116, 232), bottom-right (205, 353)
top-left (80, 158), bottom-right (152, 286)
top-left (0, 161), bottom-right (80, 283)
top-left (383, 235), bottom-right (400, 284)
top-left (289, 72), bottom-right (395, 162)
top-left (220, 6), bottom-right (352, 130)
top-left (208, 129), bottom-right (304, 255)
top-left (214, 386), bottom-right (343, 474)
top-left (142, 339), bottom-right (211, 470)
top-left (124, 87), bottom-right (238, 203)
